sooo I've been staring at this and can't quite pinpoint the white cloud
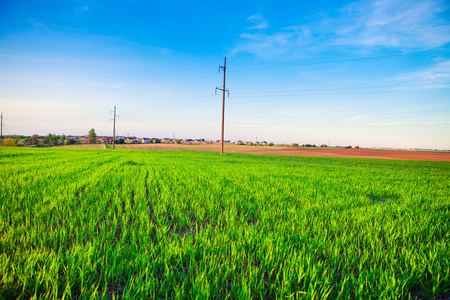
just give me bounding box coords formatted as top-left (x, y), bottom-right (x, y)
top-left (247, 15), bottom-right (268, 30)
top-left (394, 60), bottom-right (450, 84)
top-left (231, 25), bottom-right (310, 58)
top-left (74, 0), bottom-right (102, 13)
top-left (336, 0), bottom-right (450, 49)
top-left (25, 19), bottom-right (50, 32)
top-left (232, 0), bottom-right (450, 57)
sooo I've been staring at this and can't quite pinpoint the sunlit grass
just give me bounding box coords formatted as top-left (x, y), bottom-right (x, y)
top-left (0, 147), bottom-right (449, 299)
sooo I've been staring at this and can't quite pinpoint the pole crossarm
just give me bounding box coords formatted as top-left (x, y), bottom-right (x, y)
top-left (215, 87), bottom-right (229, 96)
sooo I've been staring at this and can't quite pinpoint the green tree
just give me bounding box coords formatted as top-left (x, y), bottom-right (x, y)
top-left (30, 134), bottom-right (39, 145)
top-left (88, 129), bottom-right (97, 144)
top-left (43, 133), bottom-right (51, 144)
top-left (61, 134), bottom-right (66, 145)
top-left (3, 136), bottom-right (21, 146)
top-left (51, 134), bottom-right (58, 146)
top-left (23, 136), bottom-right (31, 145)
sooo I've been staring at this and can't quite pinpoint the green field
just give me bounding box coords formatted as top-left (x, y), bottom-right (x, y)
top-left (0, 147), bottom-right (449, 299)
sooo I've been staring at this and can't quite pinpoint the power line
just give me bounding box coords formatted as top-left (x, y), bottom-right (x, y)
top-left (122, 58), bottom-right (222, 89)
top-left (98, 25), bottom-right (448, 125)
top-left (111, 49), bottom-right (448, 116)
top-left (125, 94), bottom-right (216, 117)
top-left (225, 109), bottom-right (450, 119)
top-left (229, 49), bottom-right (449, 73)
top-left (231, 82), bottom-right (450, 95)
top-left (144, 95), bottom-right (213, 111)
top-left (115, 72), bottom-right (218, 106)
top-left (148, 72), bottom-right (218, 92)
top-left (121, 71), bottom-right (220, 117)
top-left (83, 23), bottom-right (450, 141)
top-left (152, 97), bottom-right (218, 114)
top-left (128, 108), bottom-right (450, 119)
top-left (124, 109), bottom-right (450, 124)
top-left (119, 87), bottom-right (450, 121)
top-left (227, 122), bottom-right (450, 128)
top-left (229, 87), bottom-right (450, 102)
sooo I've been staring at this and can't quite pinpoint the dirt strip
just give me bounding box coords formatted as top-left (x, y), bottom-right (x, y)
top-left (244, 147), bottom-right (450, 162)
top-left (111, 144), bottom-right (450, 162)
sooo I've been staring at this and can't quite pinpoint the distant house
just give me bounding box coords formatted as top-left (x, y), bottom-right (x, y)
top-left (142, 138), bottom-right (150, 144)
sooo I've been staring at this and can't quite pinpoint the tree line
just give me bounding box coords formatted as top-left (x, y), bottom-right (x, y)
top-left (1, 129), bottom-right (97, 147)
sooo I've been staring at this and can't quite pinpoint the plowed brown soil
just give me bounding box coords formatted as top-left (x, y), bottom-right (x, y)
top-left (114, 144), bottom-right (450, 162)
top-left (245, 147), bottom-right (450, 161)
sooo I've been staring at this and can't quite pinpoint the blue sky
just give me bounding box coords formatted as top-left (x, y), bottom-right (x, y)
top-left (1, 0), bottom-right (450, 149)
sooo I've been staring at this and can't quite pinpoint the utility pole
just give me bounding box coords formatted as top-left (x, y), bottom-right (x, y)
top-left (111, 106), bottom-right (117, 149)
top-left (216, 57), bottom-right (229, 154)
top-left (0, 112), bottom-right (3, 147)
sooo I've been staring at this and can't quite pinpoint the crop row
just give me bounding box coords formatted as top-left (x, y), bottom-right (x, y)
top-left (0, 147), bottom-right (449, 299)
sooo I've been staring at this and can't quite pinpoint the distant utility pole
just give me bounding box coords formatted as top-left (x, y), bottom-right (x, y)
top-left (0, 112), bottom-right (3, 147)
top-left (111, 106), bottom-right (117, 149)
top-left (216, 57), bottom-right (229, 154)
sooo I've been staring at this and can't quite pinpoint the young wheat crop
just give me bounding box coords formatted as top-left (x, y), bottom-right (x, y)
top-left (0, 147), bottom-right (449, 299)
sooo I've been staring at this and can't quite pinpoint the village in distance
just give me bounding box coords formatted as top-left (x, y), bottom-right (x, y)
top-left (1, 128), bottom-right (448, 152)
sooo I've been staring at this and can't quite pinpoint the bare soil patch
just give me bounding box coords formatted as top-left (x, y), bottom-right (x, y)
top-left (114, 144), bottom-right (450, 162)
top-left (245, 147), bottom-right (450, 162)
top-left (61, 144), bottom-right (107, 149)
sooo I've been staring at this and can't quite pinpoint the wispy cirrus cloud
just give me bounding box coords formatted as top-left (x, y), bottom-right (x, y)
top-left (231, 0), bottom-right (450, 57)
top-left (230, 25), bottom-right (310, 58)
top-left (336, 0), bottom-right (450, 49)
top-left (394, 60), bottom-right (450, 84)
top-left (73, 0), bottom-right (102, 13)
top-left (25, 19), bottom-right (50, 32)
top-left (247, 15), bottom-right (268, 30)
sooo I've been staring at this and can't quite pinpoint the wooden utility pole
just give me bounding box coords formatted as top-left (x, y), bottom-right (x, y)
top-left (112, 106), bottom-right (116, 149)
top-left (0, 112), bottom-right (3, 147)
top-left (216, 57), bottom-right (229, 154)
